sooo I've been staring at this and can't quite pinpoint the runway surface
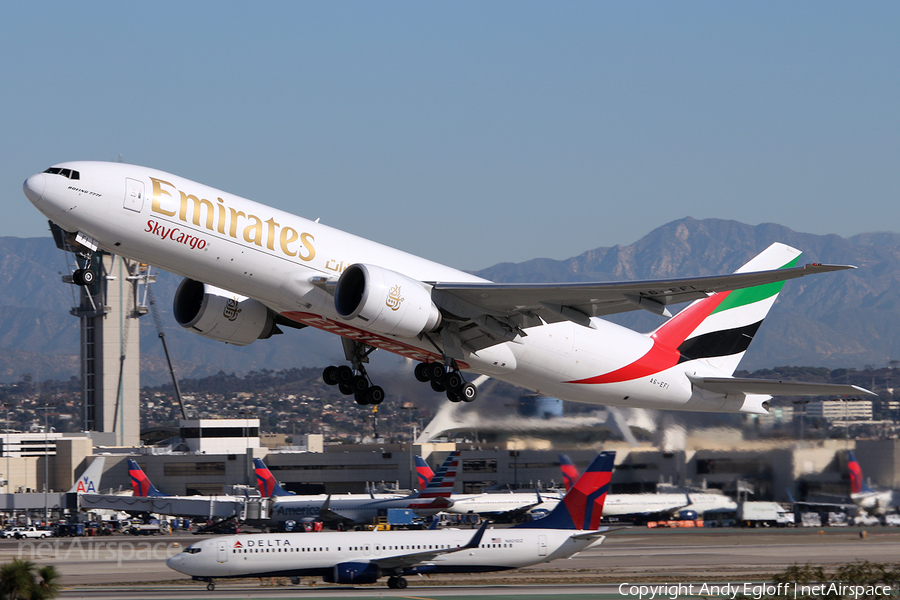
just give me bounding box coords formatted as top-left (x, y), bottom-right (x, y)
top-left (0, 527), bottom-right (895, 599)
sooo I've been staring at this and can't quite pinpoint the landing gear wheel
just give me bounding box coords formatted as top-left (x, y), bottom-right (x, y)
top-left (335, 365), bottom-right (354, 383)
top-left (322, 366), bottom-right (339, 385)
top-left (443, 372), bottom-right (463, 390)
top-left (366, 385), bottom-right (385, 405)
top-left (430, 379), bottom-right (446, 393)
top-left (80, 268), bottom-right (95, 285)
top-left (427, 362), bottom-right (446, 381)
top-left (387, 576), bottom-right (398, 589)
top-left (447, 390), bottom-right (462, 402)
top-left (72, 269), bottom-right (85, 286)
top-left (354, 390), bottom-right (370, 405)
top-left (338, 382), bottom-right (354, 395)
top-left (414, 362), bottom-right (431, 382)
top-left (460, 382), bottom-right (477, 402)
top-left (396, 577), bottom-right (408, 589)
top-left (350, 375), bottom-right (369, 394)
top-left (206, 581), bottom-right (215, 591)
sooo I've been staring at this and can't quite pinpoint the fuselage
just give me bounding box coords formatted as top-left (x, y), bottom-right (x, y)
top-left (270, 494), bottom-right (449, 524)
top-left (24, 161), bottom-right (741, 412)
top-left (165, 527), bottom-right (603, 579)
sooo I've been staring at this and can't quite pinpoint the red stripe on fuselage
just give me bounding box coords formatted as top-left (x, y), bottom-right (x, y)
top-left (566, 291), bottom-right (730, 385)
top-left (281, 312), bottom-right (470, 369)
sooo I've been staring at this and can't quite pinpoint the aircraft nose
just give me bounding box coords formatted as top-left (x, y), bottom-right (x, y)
top-left (23, 173), bottom-right (46, 205)
top-left (165, 554), bottom-right (185, 573)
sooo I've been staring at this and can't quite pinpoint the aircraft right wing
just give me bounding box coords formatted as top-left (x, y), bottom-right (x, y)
top-left (429, 254), bottom-right (852, 353)
top-left (368, 520), bottom-right (489, 573)
top-left (687, 375), bottom-right (876, 397)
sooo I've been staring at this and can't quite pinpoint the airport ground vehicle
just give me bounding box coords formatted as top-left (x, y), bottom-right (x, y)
top-left (12, 526), bottom-right (53, 539)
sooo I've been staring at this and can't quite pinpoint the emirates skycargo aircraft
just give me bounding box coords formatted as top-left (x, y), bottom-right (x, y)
top-left (23, 162), bottom-right (873, 413)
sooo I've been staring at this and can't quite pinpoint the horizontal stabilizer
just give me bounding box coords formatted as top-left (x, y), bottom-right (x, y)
top-left (688, 375), bottom-right (876, 397)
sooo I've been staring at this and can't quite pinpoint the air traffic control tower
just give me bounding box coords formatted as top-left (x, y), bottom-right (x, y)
top-left (68, 251), bottom-right (149, 447)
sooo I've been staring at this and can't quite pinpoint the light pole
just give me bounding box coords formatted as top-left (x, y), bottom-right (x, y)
top-left (37, 404), bottom-right (54, 525)
top-left (3, 403), bottom-right (10, 494)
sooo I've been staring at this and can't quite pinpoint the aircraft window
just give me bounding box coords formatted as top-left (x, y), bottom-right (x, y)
top-left (42, 167), bottom-right (80, 180)
top-left (183, 547), bottom-right (202, 554)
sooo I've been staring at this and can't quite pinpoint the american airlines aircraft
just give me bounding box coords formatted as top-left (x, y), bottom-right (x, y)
top-left (23, 162), bottom-right (873, 413)
top-left (166, 451), bottom-right (616, 590)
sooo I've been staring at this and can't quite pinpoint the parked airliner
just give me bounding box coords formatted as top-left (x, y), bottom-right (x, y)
top-left (24, 162), bottom-right (873, 413)
top-left (557, 454), bottom-right (736, 521)
top-left (166, 451), bottom-right (616, 590)
top-left (258, 452), bottom-right (460, 527)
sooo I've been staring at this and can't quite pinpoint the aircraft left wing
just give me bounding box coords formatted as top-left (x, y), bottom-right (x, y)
top-left (369, 520), bottom-right (488, 573)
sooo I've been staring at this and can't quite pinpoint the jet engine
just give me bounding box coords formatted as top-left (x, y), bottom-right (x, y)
top-left (324, 561), bottom-right (381, 584)
top-left (334, 264), bottom-right (441, 337)
top-left (172, 278), bottom-right (278, 346)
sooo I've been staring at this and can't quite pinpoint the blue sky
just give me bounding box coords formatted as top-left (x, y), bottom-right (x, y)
top-left (3, 2), bottom-right (898, 270)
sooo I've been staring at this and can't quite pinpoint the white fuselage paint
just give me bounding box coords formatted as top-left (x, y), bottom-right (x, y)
top-left (165, 527), bottom-right (604, 579)
top-left (25, 162), bottom-right (738, 412)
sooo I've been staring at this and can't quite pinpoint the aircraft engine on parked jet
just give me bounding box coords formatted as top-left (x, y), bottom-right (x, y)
top-left (334, 264), bottom-right (441, 337)
top-left (173, 278), bottom-right (278, 346)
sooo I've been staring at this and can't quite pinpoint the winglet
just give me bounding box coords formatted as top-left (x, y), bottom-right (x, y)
top-left (463, 520), bottom-right (489, 549)
top-left (254, 458), bottom-right (294, 497)
top-left (128, 459), bottom-right (168, 497)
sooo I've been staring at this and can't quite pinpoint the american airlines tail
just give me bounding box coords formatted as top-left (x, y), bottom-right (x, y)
top-left (68, 457), bottom-right (105, 494)
top-left (253, 458), bottom-right (294, 497)
top-left (128, 459), bottom-right (168, 498)
top-left (516, 451), bottom-right (615, 530)
top-left (409, 451), bottom-right (459, 500)
top-left (651, 243), bottom-right (801, 376)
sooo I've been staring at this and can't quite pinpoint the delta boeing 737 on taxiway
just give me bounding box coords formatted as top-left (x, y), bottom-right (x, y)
top-left (167, 451), bottom-right (616, 590)
top-left (24, 162), bottom-right (874, 414)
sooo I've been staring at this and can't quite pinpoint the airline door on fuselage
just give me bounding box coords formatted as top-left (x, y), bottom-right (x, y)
top-left (124, 178), bottom-right (144, 212)
top-left (217, 541), bottom-right (228, 563)
top-left (538, 535), bottom-right (547, 556)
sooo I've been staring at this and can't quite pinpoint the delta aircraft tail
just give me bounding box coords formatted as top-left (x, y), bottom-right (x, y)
top-left (516, 451), bottom-right (615, 530)
top-left (253, 458), bottom-right (294, 497)
top-left (415, 455), bottom-right (435, 490)
top-left (559, 454), bottom-right (579, 492)
top-left (68, 457), bottom-right (105, 494)
top-left (128, 459), bottom-right (168, 497)
top-left (848, 451), bottom-right (874, 495)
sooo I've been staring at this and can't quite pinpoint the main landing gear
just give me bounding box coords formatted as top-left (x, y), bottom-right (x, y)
top-left (414, 361), bottom-right (477, 403)
top-left (322, 364), bottom-right (385, 406)
top-left (71, 267), bottom-right (95, 286)
top-left (387, 575), bottom-right (408, 589)
top-left (322, 339), bottom-right (385, 406)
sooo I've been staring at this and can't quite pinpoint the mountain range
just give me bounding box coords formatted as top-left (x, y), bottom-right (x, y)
top-left (1, 217), bottom-right (898, 386)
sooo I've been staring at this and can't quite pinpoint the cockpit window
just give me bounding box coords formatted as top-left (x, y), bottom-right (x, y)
top-left (43, 167), bottom-right (80, 180)
top-left (183, 547), bottom-right (202, 554)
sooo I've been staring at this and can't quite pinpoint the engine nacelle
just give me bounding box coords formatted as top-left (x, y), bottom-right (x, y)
top-left (334, 264), bottom-right (441, 337)
top-left (172, 278), bottom-right (278, 346)
top-left (323, 561), bottom-right (381, 585)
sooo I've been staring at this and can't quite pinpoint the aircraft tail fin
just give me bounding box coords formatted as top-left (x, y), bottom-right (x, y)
top-left (128, 459), bottom-right (168, 497)
top-left (515, 451), bottom-right (615, 530)
top-left (253, 458), bottom-right (294, 497)
top-left (68, 456), bottom-right (105, 494)
top-left (651, 243), bottom-right (802, 376)
top-left (848, 451), bottom-right (874, 494)
top-left (412, 451), bottom-right (460, 499)
top-left (415, 455), bottom-right (435, 490)
top-left (559, 454), bottom-right (580, 492)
